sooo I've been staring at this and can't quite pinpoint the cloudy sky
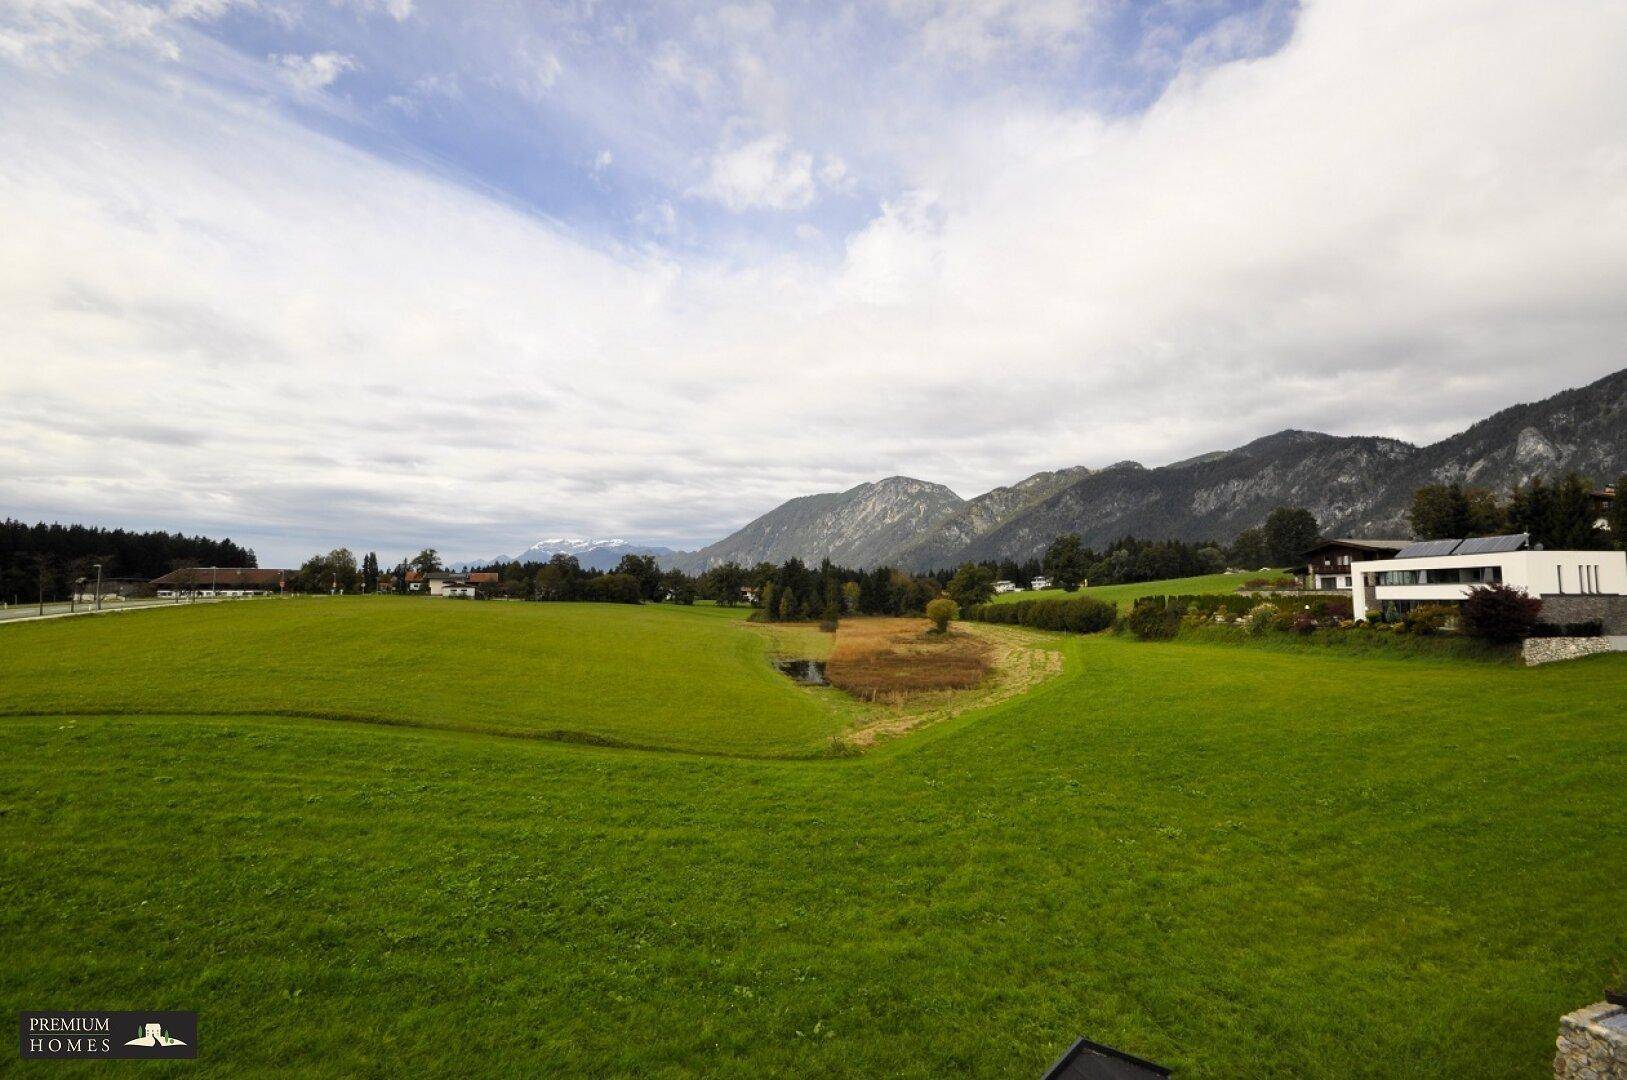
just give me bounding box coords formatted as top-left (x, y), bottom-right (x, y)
top-left (2, 1), bottom-right (1625, 566)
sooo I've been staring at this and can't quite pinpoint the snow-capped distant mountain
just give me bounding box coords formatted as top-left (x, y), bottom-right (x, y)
top-left (489, 538), bottom-right (676, 572)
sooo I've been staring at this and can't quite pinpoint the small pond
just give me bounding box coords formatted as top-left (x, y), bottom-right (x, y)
top-left (774, 659), bottom-right (829, 686)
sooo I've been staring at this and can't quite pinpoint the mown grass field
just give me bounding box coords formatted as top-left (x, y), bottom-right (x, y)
top-left (994, 570), bottom-right (1279, 609)
top-left (0, 598), bottom-right (844, 755)
top-left (1, 597), bottom-right (1623, 1077)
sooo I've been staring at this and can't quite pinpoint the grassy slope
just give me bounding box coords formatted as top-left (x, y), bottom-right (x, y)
top-left (0, 597), bottom-right (842, 756)
top-left (993, 570), bottom-right (1278, 609)
top-left (1, 603), bottom-right (1624, 1077)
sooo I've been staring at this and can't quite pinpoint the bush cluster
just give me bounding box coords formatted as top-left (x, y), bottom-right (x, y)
top-left (1245, 602), bottom-right (1280, 634)
top-left (964, 596), bottom-right (1116, 634)
top-left (1142, 592), bottom-right (1354, 624)
top-left (1400, 603), bottom-right (1457, 637)
top-left (1125, 600), bottom-right (1180, 641)
top-left (1460, 583), bottom-right (1543, 643)
top-left (925, 597), bottom-right (958, 633)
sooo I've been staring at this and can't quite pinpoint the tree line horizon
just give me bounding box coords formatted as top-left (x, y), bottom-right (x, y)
top-left (3, 470), bottom-right (1620, 607)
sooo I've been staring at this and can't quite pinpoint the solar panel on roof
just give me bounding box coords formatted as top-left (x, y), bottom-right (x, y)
top-left (1453, 533), bottom-right (1529, 555)
top-left (1395, 539), bottom-right (1461, 559)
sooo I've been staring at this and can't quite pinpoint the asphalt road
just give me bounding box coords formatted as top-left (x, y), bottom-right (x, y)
top-left (0, 597), bottom-right (219, 624)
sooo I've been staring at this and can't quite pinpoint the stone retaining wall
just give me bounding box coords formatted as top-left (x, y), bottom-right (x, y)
top-left (1554, 1000), bottom-right (1627, 1078)
top-left (1523, 636), bottom-right (1627, 666)
top-left (1538, 594), bottom-right (1627, 634)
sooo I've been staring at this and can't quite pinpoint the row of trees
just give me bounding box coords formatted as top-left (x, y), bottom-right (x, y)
top-left (396, 553), bottom-right (956, 618)
top-left (1, 519), bottom-right (256, 605)
top-left (987, 511), bottom-right (1318, 597)
top-left (27, 466), bottom-right (1613, 607)
top-left (1410, 472), bottom-right (1623, 549)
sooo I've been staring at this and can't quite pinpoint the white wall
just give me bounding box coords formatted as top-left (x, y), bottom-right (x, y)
top-left (1350, 549), bottom-right (1627, 621)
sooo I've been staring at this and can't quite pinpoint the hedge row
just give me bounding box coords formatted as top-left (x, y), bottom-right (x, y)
top-left (1142, 592), bottom-right (1355, 622)
top-left (964, 596), bottom-right (1116, 633)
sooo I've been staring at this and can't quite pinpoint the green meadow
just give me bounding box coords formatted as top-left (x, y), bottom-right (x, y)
top-left (1, 598), bottom-right (1623, 1077)
top-left (0, 598), bottom-right (843, 756)
top-left (995, 570), bottom-right (1278, 609)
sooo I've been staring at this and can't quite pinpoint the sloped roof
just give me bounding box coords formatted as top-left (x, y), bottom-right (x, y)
top-left (150, 567), bottom-right (287, 586)
top-left (1302, 538), bottom-right (1411, 557)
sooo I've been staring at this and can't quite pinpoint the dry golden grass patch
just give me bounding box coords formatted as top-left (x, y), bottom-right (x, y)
top-left (744, 615), bottom-right (1064, 750)
top-left (832, 618), bottom-right (1064, 748)
top-left (824, 617), bottom-right (993, 699)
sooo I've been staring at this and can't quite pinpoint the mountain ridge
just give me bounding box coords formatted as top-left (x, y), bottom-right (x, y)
top-left (666, 476), bottom-right (963, 572)
top-left (478, 538), bottom-right (676, 573)
top-left (665, 367), bottom-right (1625, 571)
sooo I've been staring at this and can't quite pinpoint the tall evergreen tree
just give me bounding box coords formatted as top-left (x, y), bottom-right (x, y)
top-left (1229, 528), bottom-right (1267, 568)
top-left (1041, 534), bottom-right (1089, 591)
top-left (1546, 473), bottom-right (1606, 549)
top-left (1263, 507), bottom-right (1319, 567)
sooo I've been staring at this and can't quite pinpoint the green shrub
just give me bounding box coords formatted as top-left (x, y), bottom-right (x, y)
top-left (1245, 603), bottom-right (1278, 634)
top-left (963, 596), bottom-right (1115, 634)
top-left (1307, 595), bottom-right (1353, 621)
top-left (1461, 583), bottom-right (1542, 643)
top-left (1402, 603), bottom-right (1456, 637)
top-left (925, 597), bottom-right (958, 633)
top-left (1125, 600), bottom-right (1180, 641)
top-left (819, 602), bottom-right (841, 633)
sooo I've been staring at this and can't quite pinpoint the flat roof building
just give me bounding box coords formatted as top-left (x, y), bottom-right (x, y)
top-left (1349, 534), bottom-right (1627, 631)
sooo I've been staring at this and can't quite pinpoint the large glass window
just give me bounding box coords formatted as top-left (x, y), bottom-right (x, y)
top-left (1374, 565), bottom-right (1501, 586)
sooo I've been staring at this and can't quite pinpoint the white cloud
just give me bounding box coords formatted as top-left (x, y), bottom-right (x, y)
top-left (817, 154), bottom-right (850, 190)
top-left (3, 0), bottom-right (1627, 564)
top-left (270, 49), bottom-right (358, 91)
top-left (335, 0), bottom-right (414, 21)
top-left (690, 133), bottom-right (817, 211)
top-left (384, 69), bottom-right (459, 113)
top-left (650, 40), bottom-right (716, 99)
top-left (0, 0), bottom-right (247, 69)
top-left (890, 0), bottom-right (1104, 65)
top-left (510, 41), bottom-right (562, 101)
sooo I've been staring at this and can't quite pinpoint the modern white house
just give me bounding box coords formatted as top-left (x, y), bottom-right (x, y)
top-left (1349, 534), bottom-right (1627, 630)
top-left (993, 579), bottom-right (1018, 594)
top-left (1030, 575), bottom-right (1053, 591)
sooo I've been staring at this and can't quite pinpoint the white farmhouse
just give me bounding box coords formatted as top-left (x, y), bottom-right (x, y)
top-left (1349, 534), bottom-right (1627, 630)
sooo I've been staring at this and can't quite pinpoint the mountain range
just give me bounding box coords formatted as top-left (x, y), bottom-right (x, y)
top-left (665, 367), bottom-right (1626, 572)
top-left (482, 538), bottom-right (676, 573)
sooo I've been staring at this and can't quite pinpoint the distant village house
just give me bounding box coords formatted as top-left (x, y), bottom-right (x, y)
top-left (1300, 538), bottom-right (1410, 592)
top-left (150, 567), bottom-right (290, 597)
